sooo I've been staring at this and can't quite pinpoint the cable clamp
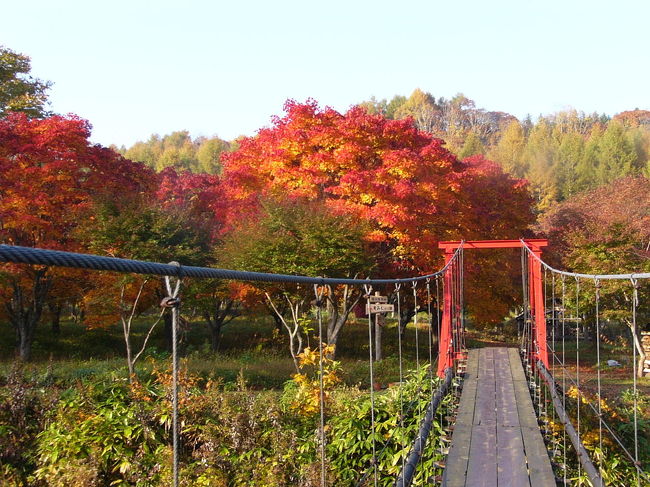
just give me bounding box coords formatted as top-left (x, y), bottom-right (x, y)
top-left (160, 297), bottom-right (180, 308)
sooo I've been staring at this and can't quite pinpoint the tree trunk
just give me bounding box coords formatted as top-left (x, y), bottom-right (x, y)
top-left (399, 306), bottom-right (416, 337)
top-left (6, 269), bottom-right (50, 361)
top-left (430, 312), bottom-right (440, 359)
top-left (205, 314), bottom-right (223, 352)
top-left (265, 302), bottom-right (287, 333)
top-left (210, 325), bottom-right (222, 352)
top-left (630, 326), bottom-right (647, 378)
top-left (326, 285), bottom-right (363, 358)
top-left (163, 312), bottom-right (173, 352)
top-left (49, 302), bottom-right (62, 335)
top-left (202, 299), bottom-right (238, 353)
top-left (18, 330), bottom-right (34, 361)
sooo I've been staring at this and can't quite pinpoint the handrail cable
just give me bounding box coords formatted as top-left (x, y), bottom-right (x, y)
top-left (0, 244), bottom-right (462, 285)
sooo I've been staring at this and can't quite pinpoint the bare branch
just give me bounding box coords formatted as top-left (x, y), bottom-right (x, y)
top-left (132, 308), bottom-right (166, 365)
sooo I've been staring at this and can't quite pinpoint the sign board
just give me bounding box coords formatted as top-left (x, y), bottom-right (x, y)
top-left (367, 295), bottom-right (388, 304)
top-left (366, 303), bottom-right (395, 314)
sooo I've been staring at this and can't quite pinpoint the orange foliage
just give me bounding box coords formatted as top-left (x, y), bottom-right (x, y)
top-left (222, 101), bottom-right (535, 322)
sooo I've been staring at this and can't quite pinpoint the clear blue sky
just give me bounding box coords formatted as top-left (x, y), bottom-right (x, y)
top-left (4, 0), bottom-right (649, 147)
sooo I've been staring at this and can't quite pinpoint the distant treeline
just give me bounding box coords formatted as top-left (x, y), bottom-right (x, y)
top-left (122, 89), bottom-right (650, 209)
top-left (116, 131), bottom-right (234, 175)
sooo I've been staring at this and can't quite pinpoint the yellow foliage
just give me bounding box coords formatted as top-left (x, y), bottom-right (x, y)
top-left (290, 344), bottom-right (341, 416)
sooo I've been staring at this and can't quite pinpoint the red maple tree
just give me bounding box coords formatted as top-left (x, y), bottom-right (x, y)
top-left (0, 113), bottom-right (154, 360)
top-left (221, 101), bottom-right (534, 324)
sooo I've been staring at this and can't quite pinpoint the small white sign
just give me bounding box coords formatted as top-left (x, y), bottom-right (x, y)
top-left (367, 295), bottom-right (388, 304)
top-left (367, 303), bottom-right (395, 314)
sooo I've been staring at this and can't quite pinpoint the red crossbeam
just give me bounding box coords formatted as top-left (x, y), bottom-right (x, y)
top-left (438, 239), bottom-right (548, 250)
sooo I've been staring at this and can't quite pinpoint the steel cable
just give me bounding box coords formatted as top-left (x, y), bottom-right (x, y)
top-left (0, 244), bottom-right (460, 285)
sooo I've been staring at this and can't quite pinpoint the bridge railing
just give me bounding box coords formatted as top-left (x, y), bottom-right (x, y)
top-left (0, 243), bottom-right (462, 487)
top-left (522, 243), bottom-right (650, 487)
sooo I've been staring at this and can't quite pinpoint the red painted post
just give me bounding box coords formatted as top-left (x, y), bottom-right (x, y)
top-left (437, 250), bottom-right (454, 377)
top-left (528, 252), bottom-right (536, 363)
top-left (531, 248), bottom-right (548, 368)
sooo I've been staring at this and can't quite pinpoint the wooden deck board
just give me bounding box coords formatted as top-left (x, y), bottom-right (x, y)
top-left (465, 425), bottom-right (497, 487)
top-left (442, 350), bottom-right (479, 487)
top-left (442, 347), bottom-right (555, 487)
top-left (497, 426), bottom-right (530, 486)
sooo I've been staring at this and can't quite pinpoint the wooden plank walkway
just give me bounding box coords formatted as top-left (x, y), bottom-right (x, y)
top-left (442, 347), bottom-right (556, 487)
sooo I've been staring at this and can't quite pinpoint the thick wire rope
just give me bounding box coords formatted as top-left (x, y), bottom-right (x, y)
top-left (547, 347), bottom-right (650, 483)
top-left (574, 277), bottom-right (582, 485)
top-left (413, 282), bottom-right (420, 369)
top-left (551, 273), bottom-right (560, 459)
top-left (561, 276), bottom-right (568, 486)
top-left (521, 243), bottom-right (650, 280)
top-left (164, 270), bottom-right (182, 487)
top-left (631, 278), bottom-right (640, 487)
top-left (364, 284), bottom-right (378, 487)
top-left (395, 283), bottom-right (406, 476)
top-left (594, 279), bottom-right (604, 487)
top-left (426, 279), bottom-right (434, 386)
top-left (0, 244), bottom-right (463, 286)
top-left (435, 277), bottom-right (445, 441)
top-left (314, 285), bottom-right (327, 486)
top-left (460, 248), bottom-right (466, 351)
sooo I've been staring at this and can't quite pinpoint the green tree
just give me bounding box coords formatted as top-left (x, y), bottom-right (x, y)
top-left (196, 137), bottom-right (230, 174)
top-left (489, 119), bottom-right (527, 177)
top-left (393, 88), bottom-right (438, 133)
top-left (523, 118), bottom-right (560, 208)
top-left (220, 198), bottom-right (374, 358)
top-left (596, 120), bottom-right (638, 183)
top-left (385, 95), bottom-right (407, 119)
top-left (81, 200), bottom-right (211, 378)
top-left (574, 124), bottom-right (603, 191)
top-left (458, 131), bottom-right (485, 159)
top-left (123, 131), bottom-right (231, 173)
top-left (357, 96), bottom-right (388, 116)
top-left (555, 131), bottom-right (586, 198)
top-left (0, 46), bottom-right (51, 118)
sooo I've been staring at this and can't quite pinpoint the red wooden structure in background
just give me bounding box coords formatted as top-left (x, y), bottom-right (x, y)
top-left (436, 239), bottom-right (549, 377)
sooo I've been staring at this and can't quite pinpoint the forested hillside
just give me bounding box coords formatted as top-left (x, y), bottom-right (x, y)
top-left (123, 88), bottom-right (650, 211)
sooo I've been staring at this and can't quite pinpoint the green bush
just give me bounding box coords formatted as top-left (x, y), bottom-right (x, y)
top-left (33, 378), bottom-right (166, 486)
top-left (0, 364), bottom-right (59, 486)
top-left (1, 363), bottom-right (456, 486)
top-left (328, 366), bottom-right (453, 486)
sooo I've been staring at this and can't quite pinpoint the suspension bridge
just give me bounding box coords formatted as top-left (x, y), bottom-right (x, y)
top-left (0, 239), bottom-right (648, 487)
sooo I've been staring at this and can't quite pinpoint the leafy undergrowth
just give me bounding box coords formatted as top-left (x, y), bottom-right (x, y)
top-left (0, 361), bottom-right (455, 486)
